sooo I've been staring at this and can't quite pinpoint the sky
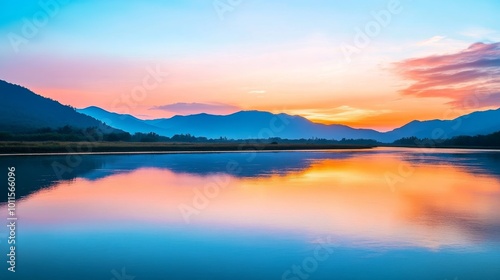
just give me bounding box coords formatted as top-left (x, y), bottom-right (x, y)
top-left (1, 0), bottom-right (500, 131)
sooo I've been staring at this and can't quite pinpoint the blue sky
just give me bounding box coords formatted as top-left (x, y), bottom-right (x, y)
top-left (1, 0), bottom-right (499, 129)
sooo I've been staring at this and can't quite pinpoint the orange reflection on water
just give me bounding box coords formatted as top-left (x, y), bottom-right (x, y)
top-left (15, 153), bottom-right (500, 249)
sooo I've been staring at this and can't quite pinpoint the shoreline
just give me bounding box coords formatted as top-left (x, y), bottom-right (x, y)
top-left (0, 141), bottom-right (375, 156)
top-left (1, 141), bottom-right (499, 156)
top-left (379, 144), bottom-right (500, 150)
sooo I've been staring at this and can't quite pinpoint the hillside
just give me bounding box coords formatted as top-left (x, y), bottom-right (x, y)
top-left (0, 80), bottom-right (118, 133)
top-left (77, 106), bottom-right (168, 135)
top-left (385, 108), bottom-right (500, 141)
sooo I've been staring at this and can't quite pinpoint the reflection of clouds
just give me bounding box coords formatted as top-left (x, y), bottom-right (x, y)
top-left (401, 187), bottom-right (500, 247)
top-left (408, 202), bottom-right (500, 244)
top-left (395, 151), bottom-right (500, 247)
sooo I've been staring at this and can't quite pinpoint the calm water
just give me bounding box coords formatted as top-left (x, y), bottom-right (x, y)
top-left (1, 148), bottom-right (500, 280)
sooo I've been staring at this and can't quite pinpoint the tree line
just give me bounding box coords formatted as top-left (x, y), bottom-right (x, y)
top-left (392, 131), bottom-right (500, 148)
top-left (2, 125), bottom-right (498, 147)
top-left (0, 125), bottom-right (381, 144)
top-left (0, 126), bottom-right (208, 142)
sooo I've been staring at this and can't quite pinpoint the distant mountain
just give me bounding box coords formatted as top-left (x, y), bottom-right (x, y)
top-left (77, 106), bottom-right (168, 135)
top-left (78, 107), bottom-right (385, 140)
top-left (145, 111), bottom-right (384, 140)
top-left (0, 80), bottom-right (118, 133)
top-left (6, 78), bottom-right (498, 142)
top-left (79, 106), bottom-right (500, 143)
top-left (385, 108), bottom-right (500, 141)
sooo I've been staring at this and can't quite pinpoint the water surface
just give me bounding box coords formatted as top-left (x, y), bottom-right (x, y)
top-left (1, 148), bottom-right (500, 279)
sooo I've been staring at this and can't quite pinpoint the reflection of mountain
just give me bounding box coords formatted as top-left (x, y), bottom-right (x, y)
top-left (2, 149), bottom-right (500, 204)
top-left (0, 151), bottom-right (357, 202)
top-left (0, 155), bottom-right (105, 203)
top-left (396, 151), bottom-right (500, 243)
top-left (400, 150), bottom-right (500, 176)
top-left (9, 149), bottom-right (500, 251)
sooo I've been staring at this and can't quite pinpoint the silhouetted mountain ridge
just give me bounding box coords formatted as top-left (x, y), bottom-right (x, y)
top-left (386, 108), bottom-right (500, 140)
top-left (80, 107), bottom-right (385, 140)
top-left (0, 80), bottom-right (118, 133)
top-left (79, 106), bottom-right (168, 135)
top-left (79, 106), bottom-right (500, 143)
top-left (2, 79), bottom-right (499, 143)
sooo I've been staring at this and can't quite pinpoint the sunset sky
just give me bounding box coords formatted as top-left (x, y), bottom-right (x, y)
top-left (1, 0), bottom-right (500, 131)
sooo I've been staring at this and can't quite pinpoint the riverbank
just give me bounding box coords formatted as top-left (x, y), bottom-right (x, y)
top-left (0, 141), bottom-right (375, 155)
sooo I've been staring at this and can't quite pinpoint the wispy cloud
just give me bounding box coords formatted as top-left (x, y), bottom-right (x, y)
top-left (290, 106), bottom-right (392, 124)
top-left (460, 27), bottom-right (499, 40)
top-left (248, 90), bottom-right (267, 94)
top-left (394, 42), bottom-right (500, 108)
top-left (417, 36), bottom-right (446, 46)
top-left (150, 102), bottom-right (240, 115)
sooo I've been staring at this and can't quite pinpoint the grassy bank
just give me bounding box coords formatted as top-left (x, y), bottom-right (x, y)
top-left (0, 141), bottom-right (375, 155)
top-left (382, 144), bottom-right (500, 150)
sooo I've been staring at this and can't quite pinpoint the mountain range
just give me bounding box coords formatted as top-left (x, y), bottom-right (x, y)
top-left (78, 106), bottom-right (500, 143)
top-left (1, 79), bottom-right (499, 143)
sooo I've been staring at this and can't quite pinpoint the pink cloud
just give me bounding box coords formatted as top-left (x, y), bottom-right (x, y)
top-left (394, 42), bottom-right (500, 108)
top-left (150, 102), bottom-right (240, 115)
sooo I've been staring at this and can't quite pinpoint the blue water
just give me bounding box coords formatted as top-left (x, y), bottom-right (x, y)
top-left (1, 148), bottom-right (500, 279)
